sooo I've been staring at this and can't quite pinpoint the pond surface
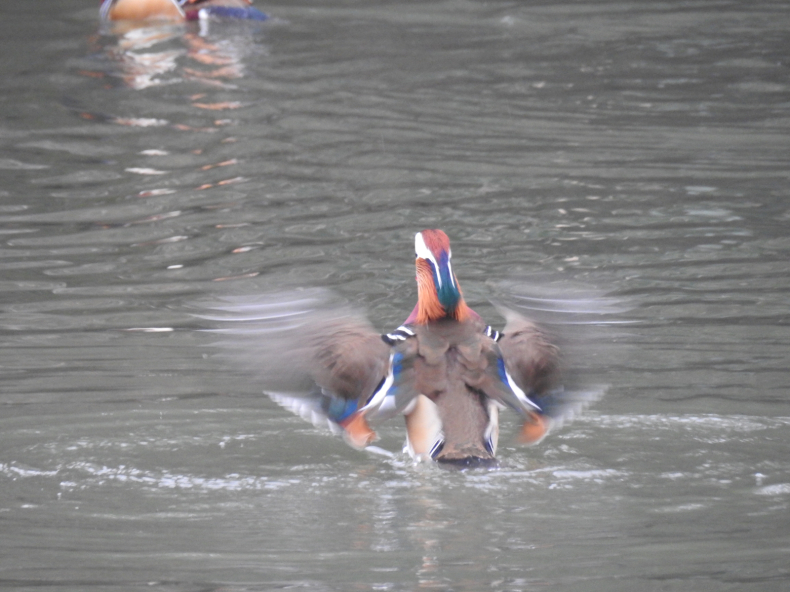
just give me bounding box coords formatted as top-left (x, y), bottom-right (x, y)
top-left (1, 1), bottom-right (789, 590)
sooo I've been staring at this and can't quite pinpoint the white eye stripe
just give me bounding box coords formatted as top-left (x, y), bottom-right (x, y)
top-left (447, 261), bottom-right (456, 289)
top-left (415, 232), bottom-right (455, 289)
top-left (415, 233), bottom-right (437, 264)
top-left (415, 232), bottom-right (442, 287)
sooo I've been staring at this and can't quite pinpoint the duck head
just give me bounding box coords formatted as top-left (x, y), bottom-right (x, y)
top-left (413, 229), bottom-right (471, 325)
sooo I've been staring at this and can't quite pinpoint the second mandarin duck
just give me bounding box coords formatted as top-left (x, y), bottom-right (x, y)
top-left (209, 230), bottom-right (602, 467)
top-left (100, 0), bottom-right (267, 22)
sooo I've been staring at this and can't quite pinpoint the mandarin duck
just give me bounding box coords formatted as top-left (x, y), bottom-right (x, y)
top-left (100, 0), bottom-right (267, 21)
top-left (209, 230), bottom-right (603, 468)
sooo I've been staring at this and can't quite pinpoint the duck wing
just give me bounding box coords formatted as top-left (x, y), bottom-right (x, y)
top-left (496, 308), bottom-right (562, 396)
top-left (495, 306), bottom-right (604, 444)
top-left (203, 289), bottom-right (404, 448)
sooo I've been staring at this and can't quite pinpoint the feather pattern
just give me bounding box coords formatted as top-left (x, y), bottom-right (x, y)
top-left (100, 0), bottom-right (266, 21)
top-left (205, 230), bottom-right (614, 466)
top-left (411, 229), bottom-right (471, 324)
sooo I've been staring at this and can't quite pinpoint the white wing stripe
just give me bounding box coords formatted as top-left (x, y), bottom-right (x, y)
top-left (504, 368), bottom-right (541, 411)
top-left (360, 354), bottom-right (395, 412)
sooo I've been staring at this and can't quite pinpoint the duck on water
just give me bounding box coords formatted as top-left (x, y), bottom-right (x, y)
top-left (208, 230), bottom-right (604, 468)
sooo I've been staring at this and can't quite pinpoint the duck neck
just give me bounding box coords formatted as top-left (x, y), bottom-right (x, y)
top-left (412, 281), bottom-right (471, 325)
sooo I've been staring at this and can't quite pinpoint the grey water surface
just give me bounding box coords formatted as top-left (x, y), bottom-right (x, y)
top-left (1, 1), bottom-right (789, 590)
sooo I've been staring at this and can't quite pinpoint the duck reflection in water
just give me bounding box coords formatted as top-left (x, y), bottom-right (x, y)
top-left (95, 0), bottom-right (267, 90)
top-left (208, 231), bottom-right (612, 468)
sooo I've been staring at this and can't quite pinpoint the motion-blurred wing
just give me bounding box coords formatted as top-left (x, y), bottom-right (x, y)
top-left (485, 273), bottom-right (632, 444)
top-left (497, 308), bottom-right (562, 396)
top-left (492, 302), bottom-right (609, 445)
top-left (202, 289), bottom-right (391, 447)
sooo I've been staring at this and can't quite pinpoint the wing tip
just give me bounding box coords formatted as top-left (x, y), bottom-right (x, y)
top-left (517, 385), bottom-right (607, 445)
top-left (339, 411), bottom-right (378, 449)
top-left (517, 411), bottom-right (551, 445)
